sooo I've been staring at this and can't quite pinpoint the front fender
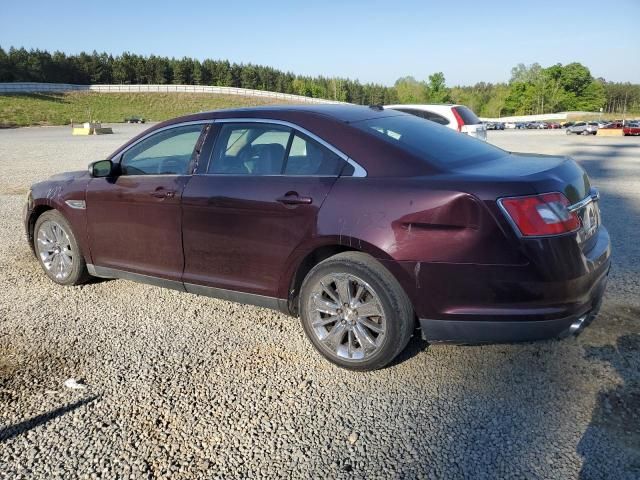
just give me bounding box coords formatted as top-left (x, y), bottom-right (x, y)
top-left (28, 173), bottom-right (92, 263)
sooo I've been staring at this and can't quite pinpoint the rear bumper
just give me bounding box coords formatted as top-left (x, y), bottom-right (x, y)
top-left (393, 225), bottom-right (611, 344)
top-left (418, 270), bottom-right (607, 343)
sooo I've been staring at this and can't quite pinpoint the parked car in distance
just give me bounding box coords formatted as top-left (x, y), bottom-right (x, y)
top-left (485, 122), bottom-right (504, 131)
top-left (566, 121), bottom-right (599, 135)
top-left (624, 121), bottom-right (640, 135)
top-left (548, 122), bottom-right (561, 129)
top-left (24, 105), bottom-right (610, 371)
top-left (504, 122), bottom-right (517, 129)
top-left (384, 104), bottom-right (487, 141)
top-left (124, 116), bottom-right (146, 124)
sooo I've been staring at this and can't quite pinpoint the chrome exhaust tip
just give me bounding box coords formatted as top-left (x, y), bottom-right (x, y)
top-left (569, 315), bottom-right (589, 336)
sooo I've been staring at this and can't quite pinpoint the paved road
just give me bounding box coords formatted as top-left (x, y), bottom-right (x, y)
top-left (0, 125), bottom-right (638, 479)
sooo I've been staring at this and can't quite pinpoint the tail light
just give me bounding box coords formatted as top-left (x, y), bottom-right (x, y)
top-left (499, 192), bottom-right (581, 236)
top-left (451, 108), bottom-right (464, 132)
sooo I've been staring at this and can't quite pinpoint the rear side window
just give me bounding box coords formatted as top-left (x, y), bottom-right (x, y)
top-left (208, 123), bottom-right (351, 176)
top-left (284, 134), bottom-right (346, 176)
top-left (208, 123), bottom-right (290, 175)
top-left (353, 114), bottom-right (504, 168)
top-left (453, 106), bottom-right (481, 125)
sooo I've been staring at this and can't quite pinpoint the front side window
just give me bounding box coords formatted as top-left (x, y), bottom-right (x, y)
top-left (284, 134), bottom-right (347, 176)
top-left (208, 123), bottom-right (290, 175)
top-left (120, 124), bottom-right (203, 175)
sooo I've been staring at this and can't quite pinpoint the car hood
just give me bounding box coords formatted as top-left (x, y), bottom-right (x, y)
top-left (45, 170), bottom-right (90, 182)
top-left (30, 170), bottom-right (91, 200)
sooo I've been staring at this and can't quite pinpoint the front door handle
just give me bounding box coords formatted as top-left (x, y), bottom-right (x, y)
top-left (276, 192), bottom-right (312, 205)
top-left (150, 190), bottom-right (175, 199)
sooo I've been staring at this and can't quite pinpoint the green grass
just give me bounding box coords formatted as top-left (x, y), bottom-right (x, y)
top-left (0, 92), bottom-right (299, 127)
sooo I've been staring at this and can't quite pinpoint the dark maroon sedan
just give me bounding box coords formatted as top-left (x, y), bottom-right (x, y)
top-left (24, 105), bottom-right (610, 370)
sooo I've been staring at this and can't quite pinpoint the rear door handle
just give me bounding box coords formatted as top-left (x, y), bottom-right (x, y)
top-left (150, 190), bottom-right (175, 199)
top-left (276, 192), bottom-right (312, 205)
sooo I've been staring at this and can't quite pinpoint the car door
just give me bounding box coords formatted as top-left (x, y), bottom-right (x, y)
top-left (86, 123), bottom-right (207, 280)
top-left (181, 120), bottom-right (352, 299)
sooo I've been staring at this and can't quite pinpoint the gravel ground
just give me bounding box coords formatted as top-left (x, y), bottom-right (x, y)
top-left (0, 125), bottom-right (639, 479)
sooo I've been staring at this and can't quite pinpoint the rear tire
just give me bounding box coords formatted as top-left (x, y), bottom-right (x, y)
top-left (34, 210), bottom-right (90, 286)
top-left (299, 252), bottom-right (414, 371)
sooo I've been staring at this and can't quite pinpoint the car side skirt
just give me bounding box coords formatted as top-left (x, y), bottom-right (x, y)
top-left (87, 264), bottom-right (290, 315)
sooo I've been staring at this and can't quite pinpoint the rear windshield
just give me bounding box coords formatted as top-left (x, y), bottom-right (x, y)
top-left (352, 114), bottom-right (505, 168)
top-left (453, 106), bottom-right (481, 125)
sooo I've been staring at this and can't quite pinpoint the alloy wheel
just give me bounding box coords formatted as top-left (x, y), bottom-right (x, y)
top-left (36, 220), bottom-right (74, 281)
top-left (306, 273), bottom-right (386, 361)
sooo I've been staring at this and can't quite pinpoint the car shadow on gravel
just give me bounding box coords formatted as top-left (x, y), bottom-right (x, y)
top-left (388, 334), bottom-right (430, 367)
top-left (577, 332), bottom-right (640, 479)
top-left (0, 395), bottom-right (100, 443)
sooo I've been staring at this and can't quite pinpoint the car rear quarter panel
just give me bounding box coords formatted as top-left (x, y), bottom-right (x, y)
top-left (319, 176), bottom-right (523, 264)
top-left (314, 176), bottom-right (529, 317)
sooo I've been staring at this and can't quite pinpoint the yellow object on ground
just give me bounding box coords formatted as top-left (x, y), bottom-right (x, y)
top-left (71, 122), bottom-right (113, 135)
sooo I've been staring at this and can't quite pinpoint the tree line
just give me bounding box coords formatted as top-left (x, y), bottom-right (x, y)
top-left (1, 46), bottom-right (638, 116)
top-left (395, 63), bottom-right (639, 117)
top-left (0, 46), bottom-right (397, 105)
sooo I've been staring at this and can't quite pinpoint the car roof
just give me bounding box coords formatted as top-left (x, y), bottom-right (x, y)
top-left (108, 104), bottom-right (437, 177)
top-left (171, 104), bottom-right (402, 124)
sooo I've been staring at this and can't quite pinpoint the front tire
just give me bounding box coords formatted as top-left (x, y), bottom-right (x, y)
top-left (34, 210), bottom-right (90, 286)
top-left (299, 252), bottom-right (414, 371)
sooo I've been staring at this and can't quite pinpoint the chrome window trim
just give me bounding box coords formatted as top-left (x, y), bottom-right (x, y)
top-left (212, 117), bottom-right (367, 177)
top-left (113, 117), bottom-right (367, 178)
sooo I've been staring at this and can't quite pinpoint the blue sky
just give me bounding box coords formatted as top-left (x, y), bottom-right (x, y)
top-left (1, 0), bottom-right (638, 86)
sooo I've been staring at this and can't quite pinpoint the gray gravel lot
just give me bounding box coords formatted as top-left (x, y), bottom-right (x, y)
top-left (0, 125), bottom-right (639, 479)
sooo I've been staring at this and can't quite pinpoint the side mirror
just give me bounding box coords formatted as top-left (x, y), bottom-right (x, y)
top-left (89, 159), bottom-right (115, 178)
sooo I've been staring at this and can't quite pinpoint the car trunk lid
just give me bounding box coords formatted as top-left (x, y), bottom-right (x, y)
top-left (453, 153), bottom-right (600, 246)
top-left (455, 153), bottom-right (590, 203)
